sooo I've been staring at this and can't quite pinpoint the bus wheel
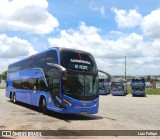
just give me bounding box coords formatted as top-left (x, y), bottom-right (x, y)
top-left (10, 92), bottom-right (13, 102)
top-left (13, 93), bottom-right (17, 104)
top-left (41, 98), bottom-right (47, 115)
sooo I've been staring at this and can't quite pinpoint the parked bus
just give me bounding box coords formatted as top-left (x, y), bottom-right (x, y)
top-left (98, 77), bottom-right (110, 95)
top-left (6, 47), bottom-right (99, 114)
top-left (98, 70), bottom-right (111, 95)
top-left (110, 78), bottom-right (127, 96)
top-left (130, 77), bottom-right (146, 97)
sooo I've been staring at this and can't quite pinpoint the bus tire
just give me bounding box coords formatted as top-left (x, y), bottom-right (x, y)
top-left (41, 98), bottom-right (47, 115)
top-left (13, 93), bottom-right (17, 104)
top-left (10, 92), bottom-right (13, 102)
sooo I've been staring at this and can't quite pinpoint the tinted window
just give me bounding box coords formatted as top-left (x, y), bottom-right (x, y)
top-left (111, 82), bottom-right (124, 91)
top-left (13, 78), bottom-right (36, 90)
top-left (13, 78), bottom-right (47, 91)
top-left (8, 50), bottom-right (58, 73)
top-left (37, 79), bottom-right (48, 91)
top-left (62, 72), bottom-right (99, 100)
top-left (60, 50), bottom-right (96, 72)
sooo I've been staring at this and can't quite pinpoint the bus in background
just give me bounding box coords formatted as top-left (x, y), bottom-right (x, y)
top-left (6, 47), bottom-right (99, 114)
top-left (98, 70), bottom-right (111, 95)
top-left (110, 78), bottom-right (127, 96)
top-left (99, 77), bottom-right (110, 95)
top-left (130, 77), bottom-right (146, 97)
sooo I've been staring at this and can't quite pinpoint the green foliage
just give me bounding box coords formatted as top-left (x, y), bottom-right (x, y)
top-left (1, 71), bottom-right (7, 81)
top-left (146, 88), bottom-right (160, 95)
top-left (127, 87), bottom-right (160, 95)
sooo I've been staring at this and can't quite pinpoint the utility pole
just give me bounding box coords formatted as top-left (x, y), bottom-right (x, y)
top-left (125, 56), bottom-right (126, 80)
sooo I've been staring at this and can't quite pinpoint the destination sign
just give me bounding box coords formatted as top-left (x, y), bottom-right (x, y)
top-left (60, 50), bottom-right (96, 72)
top-left (70, 59), bottom-right (91, 65)
top-left (68, 63), bottom-right (91, 71)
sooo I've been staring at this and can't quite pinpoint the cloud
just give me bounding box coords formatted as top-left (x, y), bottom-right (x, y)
top-left (0, 0), bottom-right (59, 34)
top-left (112, 8), bottom-right (142, 29)
top-left (141, 9), bottom-right (160, 39)
top-left (0, 34), bottom-right (37, 73)
top-left (49, 22), bottom-right (144, 59)
top-left (90, 1), bottom-right (105, 16)
top-left (0, 34), bottom-right (36, 58)
top-left (112, 8), bottom-right (160, 39)
top-left (48, 22), bottom-right (160, 75)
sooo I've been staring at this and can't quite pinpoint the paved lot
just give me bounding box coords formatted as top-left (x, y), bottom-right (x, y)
top-left (0, 89), bottom-right (160, 139)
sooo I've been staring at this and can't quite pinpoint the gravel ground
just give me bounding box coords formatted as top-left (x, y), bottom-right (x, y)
top-left (0, 89), bottom-right (160, 139)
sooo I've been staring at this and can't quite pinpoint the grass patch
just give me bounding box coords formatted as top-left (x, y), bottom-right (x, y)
top-left (127, 88), bottom-right (160, 95)
top-left (146, 88), bottom-right (160, 95)
top-left (0, 87), bottom-right (6, 89)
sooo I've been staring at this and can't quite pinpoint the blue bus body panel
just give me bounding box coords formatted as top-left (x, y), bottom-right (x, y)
top-left (6, 69), bottom-right (47, 105)
top-left (111, 90), bottom-right (125, 96)
top-left (99, 82), bottom-right (110, 95)
top-left (132, 91), bottom-right (145, 96)
top-left (6, 68), bottom-right (99, 114)
top-left (7, 69), bottom-right (47, 84)
top-left (99, 90), bottom-right (107, 95)
top-left (46, 94), bottom-right (99, 114)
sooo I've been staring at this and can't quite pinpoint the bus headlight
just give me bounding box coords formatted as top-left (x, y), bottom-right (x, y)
top-left (62, 99), bottom-right (72, 106)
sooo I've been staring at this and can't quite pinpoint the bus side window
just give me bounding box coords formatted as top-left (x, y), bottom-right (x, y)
top-left (53, 78), bottom-right (60, 96)
top-left (37, 79), bottom-right (48, 91)
top-left (53, 69), bottom-right (60, 96)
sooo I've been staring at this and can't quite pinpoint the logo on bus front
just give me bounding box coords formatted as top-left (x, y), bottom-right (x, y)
top-left (70, 59), bottom-right (91, 65)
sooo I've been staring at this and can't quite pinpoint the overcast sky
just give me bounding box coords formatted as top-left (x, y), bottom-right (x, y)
top-left (0, 0), bottom-right (160, 75)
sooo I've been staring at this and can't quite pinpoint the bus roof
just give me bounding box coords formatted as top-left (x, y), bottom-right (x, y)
top-left (8, 47), bottom-right (92, 67)
top-left (131, 77), bottom-right (145, 82)
top-left (56, 47), bottom-right (91, 54)
top-left (111, 78), bottom-right (127, 83)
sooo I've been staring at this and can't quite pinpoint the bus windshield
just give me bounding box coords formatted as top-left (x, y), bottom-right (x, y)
top-left (99, 79), bottom-right (104, 83)
top-left (132, 83), bottom-right (145, 91)
top-left (111, 82), bottom-right (123, 91)
top-left (62, 72), bottom-right (99, 100)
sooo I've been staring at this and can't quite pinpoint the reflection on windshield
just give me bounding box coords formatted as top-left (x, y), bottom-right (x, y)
top-left (99, 79), bottom-right (104, 83)
top-left (62, 72), bottom-right (99, 100)
top-left (132, 83), bottom-right (145, 91)
top-left (111, 82), bottom-right (123, 91)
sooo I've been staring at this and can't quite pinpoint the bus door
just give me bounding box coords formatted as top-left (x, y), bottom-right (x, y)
top-left (31, 78), bottom-right (45, 107)
top-left (31, 85), bottom-right (37, 106)
top-left (48, 68), bottom-right (60, 108)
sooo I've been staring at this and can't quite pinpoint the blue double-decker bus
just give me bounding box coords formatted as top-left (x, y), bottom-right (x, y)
top-left (130, 77), bottom-right (146, 97)
top-left (6, 47), bottom-right (99, 114)
top-left (110, 78), bottom-right (127, 96)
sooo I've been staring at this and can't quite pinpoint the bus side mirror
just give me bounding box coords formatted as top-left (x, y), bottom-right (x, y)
top-left (47, 63), bottom-right (67, 80)
top-left (61, 67), bottom-right (67, 80)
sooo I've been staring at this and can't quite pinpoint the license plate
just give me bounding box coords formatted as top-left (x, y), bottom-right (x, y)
top-left (80, 111), bottom-right (87, 114)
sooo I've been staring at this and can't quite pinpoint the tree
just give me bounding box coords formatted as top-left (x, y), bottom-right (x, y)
top-left (1, 71), bottom-right (7, 81)
top-left (147, 75), bottom-right (151, 82)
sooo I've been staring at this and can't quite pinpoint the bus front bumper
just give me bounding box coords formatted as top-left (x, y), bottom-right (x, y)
top-left (111, 91), bottom-right (125, 96)
top-left (48, 95), bottom-right (99, 114)
top-left (132, 91), bottom-right (145, 96)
